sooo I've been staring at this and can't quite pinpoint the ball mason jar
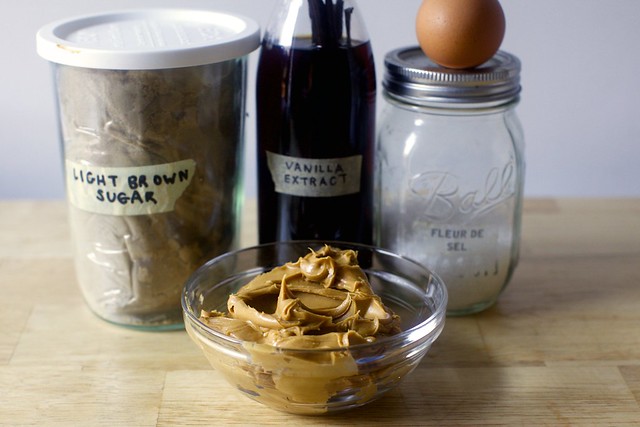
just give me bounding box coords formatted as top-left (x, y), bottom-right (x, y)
top-left (375, 47), bottom-right (525, 316)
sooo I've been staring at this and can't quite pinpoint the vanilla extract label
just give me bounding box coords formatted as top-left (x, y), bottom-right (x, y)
top-left (266, 151), bottom-right (362, 197)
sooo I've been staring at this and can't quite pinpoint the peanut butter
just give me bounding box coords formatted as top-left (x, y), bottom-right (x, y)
top-left (197, 245), bottom-right (402, 413)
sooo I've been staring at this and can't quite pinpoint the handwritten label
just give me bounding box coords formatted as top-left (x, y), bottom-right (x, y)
top-left (266, 151), bottom-right (362, 197)
top-left (65, 159), bottom-right (196, 216)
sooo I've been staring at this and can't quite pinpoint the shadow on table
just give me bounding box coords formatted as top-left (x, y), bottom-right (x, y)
top-left (316, 315), bottom-right (508, 425)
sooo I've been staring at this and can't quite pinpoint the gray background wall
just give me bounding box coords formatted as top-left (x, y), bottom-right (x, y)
top-left (3, 0), bottom-right (640, 199)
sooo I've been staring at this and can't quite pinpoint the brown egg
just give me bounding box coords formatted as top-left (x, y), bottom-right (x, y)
top-left (416, 0), bottom-right (506, 69)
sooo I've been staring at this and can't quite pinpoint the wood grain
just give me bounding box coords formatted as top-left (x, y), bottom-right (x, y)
top-left (1, 198), bottom-right (639, 425)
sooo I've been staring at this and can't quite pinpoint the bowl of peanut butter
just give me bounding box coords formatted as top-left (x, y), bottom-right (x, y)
top-left (182, 241), bottom-right (447, 415)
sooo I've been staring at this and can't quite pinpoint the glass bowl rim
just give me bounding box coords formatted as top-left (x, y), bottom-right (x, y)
top-left (181, 240), bottom-right (448, 353)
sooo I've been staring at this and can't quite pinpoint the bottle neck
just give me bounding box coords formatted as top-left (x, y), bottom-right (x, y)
top-left (264, 0), bottom-right (369, 48)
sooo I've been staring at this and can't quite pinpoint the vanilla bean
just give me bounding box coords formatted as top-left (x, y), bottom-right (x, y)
top-left (345, 6), bottom-right (353, 45)
top-left (308, 0), bottom-right (326, 45)
top-left (307, 0), bottom-right (351, 47)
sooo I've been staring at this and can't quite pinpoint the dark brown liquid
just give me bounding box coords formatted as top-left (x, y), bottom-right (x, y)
top-left (256, 38), bottom-right (376, 244)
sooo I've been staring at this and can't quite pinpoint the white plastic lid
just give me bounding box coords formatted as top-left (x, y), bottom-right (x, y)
top-left (36, 9), bottom-right (261, 70)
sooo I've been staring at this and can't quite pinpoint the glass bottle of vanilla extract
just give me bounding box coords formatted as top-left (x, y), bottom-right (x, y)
top-left (256, 0), bottom-right (376, 244)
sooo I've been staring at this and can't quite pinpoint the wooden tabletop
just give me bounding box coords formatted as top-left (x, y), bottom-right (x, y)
top-left (1, 198), bottom-right (639, 425)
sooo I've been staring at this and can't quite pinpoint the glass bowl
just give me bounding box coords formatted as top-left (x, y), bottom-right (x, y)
top-left (182, 241), bottom-right (447, 415)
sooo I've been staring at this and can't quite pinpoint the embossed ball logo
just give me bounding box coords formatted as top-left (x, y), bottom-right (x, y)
top-left (409, 159), bottom-right (516, 221)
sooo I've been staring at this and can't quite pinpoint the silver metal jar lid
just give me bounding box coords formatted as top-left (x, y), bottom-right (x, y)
top-left (383, 46), bottom-right (521, 108)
